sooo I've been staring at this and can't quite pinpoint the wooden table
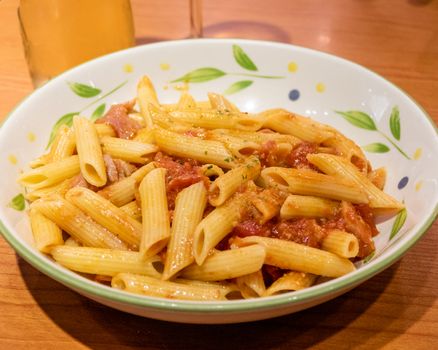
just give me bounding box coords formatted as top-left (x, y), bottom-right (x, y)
top-left (1, 0), bottom-right (437, 348)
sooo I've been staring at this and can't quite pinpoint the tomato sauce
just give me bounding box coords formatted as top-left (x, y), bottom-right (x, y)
top-left (154, 152), bottom-right (209, 211)
top-left (286, 142), bottom-right (319, 170)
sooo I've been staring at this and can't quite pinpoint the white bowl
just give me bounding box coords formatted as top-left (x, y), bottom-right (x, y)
top-left (1, 39), bottom-right (437, 324)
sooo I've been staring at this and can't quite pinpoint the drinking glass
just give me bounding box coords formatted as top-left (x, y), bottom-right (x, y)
top-left (18, 0), bottom-right (135, 87)
top-left (190, 0), bottom-right (203, 38)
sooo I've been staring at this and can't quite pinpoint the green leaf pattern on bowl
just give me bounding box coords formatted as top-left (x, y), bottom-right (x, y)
top-left (171, 45), bottom-right (284, 95)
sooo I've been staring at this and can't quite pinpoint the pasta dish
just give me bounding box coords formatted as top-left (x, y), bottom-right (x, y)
top-left (18, 76), bottom-right (404, 300)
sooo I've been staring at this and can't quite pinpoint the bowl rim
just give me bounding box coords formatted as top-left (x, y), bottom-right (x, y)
top-left (1, 38), bottom-right (437, 314)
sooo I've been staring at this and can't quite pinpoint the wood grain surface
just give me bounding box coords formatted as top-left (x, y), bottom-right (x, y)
top-left (0, 0), bottom-right (437, 349)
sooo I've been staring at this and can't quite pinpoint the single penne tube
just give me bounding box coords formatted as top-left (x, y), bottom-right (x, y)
top-left (139, 168), bottom-right (170, 259)
top-left (49, 124), bottom-right (76, 162)
top-left (239, 236), bottom-right (356, 277)
top-left (101, 136), bottom-right (158, 164)
top-left (307, 153), bottom-right (404, 210)
top-left (98, 162), bottom-right (156, 206)
top-left (207, 92), bottom-right (239, 112)
top-left (235, 270), bottom-right (266, 299)
top-left (168, 109), bottom-right (263, 131)
top-left (120, 200), bottom-right (142, 221)
top-left (193, 194), bottom-right (246, 265)
top-left (31, 195), bottom-right (128, 250)
top-left (25, 179), bottom-right (71, 202)
top-left (154, 127), bottom-right (237, 169)
top-left (181, 245), bottom-right (266, 282)
top-left (29, 154), bottom-right (51, 168)
top-left (65, 187), bottom-right (142, 249)
top-left (201, 164), bottom-right (225, 179)
top-left (162, 182), bottom-right (207, 280)
top-left (260, 109), bottom-right (334, 143)
top-left (175, 278), bottom-right (239, 297)
top-left (261, 167), bottom-right (368, 204)
top-left (18, 155), bottom-right (80, 190)
top-left (112, 273), bottom-right (234, 301)
top-left (177, 91), bottom-right (197, 109)
top-left (95, 123), bottom-right (116, 138)
top-left (29, 208), bottom-right (63, 253)
top-left (137, 75), bottom-right (160, 129)
top-left (209, 128), bottom-right (301, 146)
top-left (207, 132), bottom-right (261, 158)
top-left (209, 156), bottom-right (261, 206)
top-left (321, 229), bottom-right (359, 258)
top-left (264, 272), bottom-right (317, 296)
top-left (322, 133), bottom-right (368, 173)
top-left (280, 194), bottom-right (339, 219)
top-left (51, 246), bottom-right (161, 278)
top-left (133, 127), bottom-right (155, 144)
top-left (73, 116), bottom-right (107, 187)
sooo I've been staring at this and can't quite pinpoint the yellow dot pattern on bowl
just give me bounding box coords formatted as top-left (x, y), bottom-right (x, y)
top-left (27, 132), bottom-right (36, 142)
top-left (415, 181), bottom-right (423, 192)
top-left (288, 62), bottom-right (298, 73)
top-left (123, 64), bottom-right (133, 73)
top-left (413, 147), bottom-right (422, 160)
top-left (160, 63), bottom-right (170, 71)
top-left (316, 82), bottom-right (326, 93)
top-left (8, 154), bottom-right (17, 165)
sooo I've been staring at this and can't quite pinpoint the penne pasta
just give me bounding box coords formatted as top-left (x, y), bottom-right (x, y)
top-left (193, 193), bottom-right (246, 265)
top-left (209, 156), bottom-right (261, 206)
top-left (260, 109), bottom-right (334, 143)
top-left (65, 187), bottom-right (142, 249)
top-left (101, 136), bottom-right (158, 164)
top-left (208, 92), bottom-right (239, 112)
top-left (133, 127), bottom-right (155, 144)
top-left (29, 208), bottom-right (63, 253)
top-left (321, 229), bottom-right (359, 258)
top-left (162, 182), bottom-right (207, 280)
top-left (261, 167), bottom-right (369, 204)
top-left (18, 155), bottom-right (80, 190)
top-left (168, 109), bottom-right (263, 131)
top-left (239, 236), bottom-right (356, 277)
top-left (51, 246), bottom-right (161, 277)
top-left (307, 153), bottom-right (404, 211)
top-left (181, 245), bottom-right (266, 281)
top-left (264, 272), bottom-right (317, 296)
top-left (98, 162), bottom-right (156, 206)
top-left (154, 126), bottom-right (237, 169)
top-left (137, 75), bottom-right (159, 129)
top-left (18, 76), bottom-right (403, 302)
top-left (73, 115), bottom-right (107, 187)
top-left (95, 123), bottom-right (117, 138)
top-left (31, 195), bottom-right (128, 250)
top-left (49, 124), bottom-right (76, 162)
top-left (280, 194), bottom-right (339, 219)
top-left (119, 200), bottom-right (142, 221)
top-left (235, 270), bottom-right (266, 299)
top-left (112, 273), bottom-right (235, 301)
top-left (139, 168), bottom-right (170, 259)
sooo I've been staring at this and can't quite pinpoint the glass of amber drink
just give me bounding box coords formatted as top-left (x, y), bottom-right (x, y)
top-left (18, 0), bottom-right (135, 87)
